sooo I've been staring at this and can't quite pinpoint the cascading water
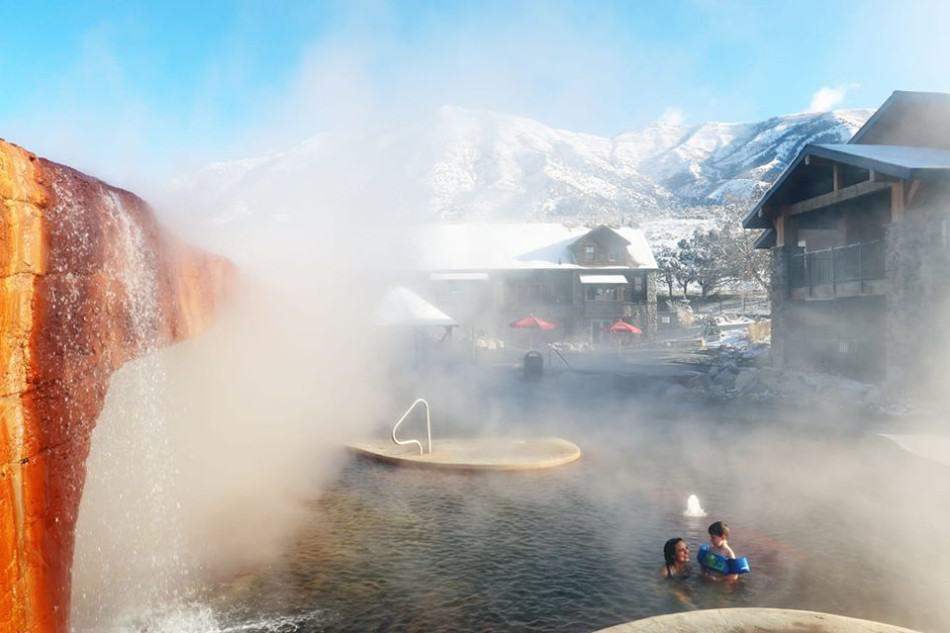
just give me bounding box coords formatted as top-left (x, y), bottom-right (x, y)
top-left (71, 187), bottom-right (203, 629)
top-left (683, 494), bottom-right (707, 518)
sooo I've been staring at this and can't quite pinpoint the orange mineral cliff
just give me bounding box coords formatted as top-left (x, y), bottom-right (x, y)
top-left (0, 140), bottom-right (234, 633)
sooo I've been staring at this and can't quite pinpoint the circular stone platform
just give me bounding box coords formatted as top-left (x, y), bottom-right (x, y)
top-left (348, 437), bottom-right (581, 471)
top-left (592, 608), bottom-right (922, 633)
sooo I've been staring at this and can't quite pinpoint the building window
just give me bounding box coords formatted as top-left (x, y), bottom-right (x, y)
top-left (633, 275), bottom-right (644, 292)
top-left (584, 245), bottom-right (595, 262)
top-left (586, 287), bottom-right (621, 302)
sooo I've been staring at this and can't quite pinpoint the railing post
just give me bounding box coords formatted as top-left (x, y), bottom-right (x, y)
top-left (858, 242), bottom-right (864, 294)
top-left (807, 252), bottom-right (813, 297)
top-left (831, 246), bottom-right (836, 296)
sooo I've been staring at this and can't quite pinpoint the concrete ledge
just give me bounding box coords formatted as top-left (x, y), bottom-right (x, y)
top-left (348, 437), bottom-right (581, 471)
top-left (879, 433), bottom-right (950, 467)
top-left (592, 608), bottom-right (921, 633)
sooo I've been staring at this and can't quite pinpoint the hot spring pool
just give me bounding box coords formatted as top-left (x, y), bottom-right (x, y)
top-left (183, 401), bottom-right (950, 633)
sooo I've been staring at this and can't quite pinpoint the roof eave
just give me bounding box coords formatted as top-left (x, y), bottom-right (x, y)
top-left (807, 145), bottom-right (914, 180)
top-left (743, 149), bottom-right (810, 229)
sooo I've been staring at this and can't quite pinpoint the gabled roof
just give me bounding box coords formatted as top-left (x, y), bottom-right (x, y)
top-left (742, 144), bottom-right (950, 229)
top-left (850, 91), bottom-right (950, 146)
top-left (410, 223), bottom-right (657, 270)
top-left (744, 90), bottom-right (950, 230)
top-left (573, 224), bottom-right (631, 246)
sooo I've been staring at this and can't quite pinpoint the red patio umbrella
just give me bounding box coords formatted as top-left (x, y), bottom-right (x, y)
top-left (510, 314), bottom-right (556, 330)
top-left (510, 314), bottom-right (555, 351)
top-left (608, 320), bottom-right (641, 334)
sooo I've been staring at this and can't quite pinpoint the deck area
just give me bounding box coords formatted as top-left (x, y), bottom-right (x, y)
top-left (348, 437), bottom-right (581, 471)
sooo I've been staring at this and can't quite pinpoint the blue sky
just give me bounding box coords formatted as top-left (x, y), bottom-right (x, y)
top-left (2, 0), bottom-right (950, 185)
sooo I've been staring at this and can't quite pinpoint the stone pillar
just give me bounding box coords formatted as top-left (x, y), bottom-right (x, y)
top-left (883, 197), bottom-right (950, 388)
top-left (769, 246), bottom-right (790, 368)
top-left (644, 271), bottom-right (658, 339)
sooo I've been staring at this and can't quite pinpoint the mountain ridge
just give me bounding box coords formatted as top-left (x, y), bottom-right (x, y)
top-left (177, 105), bottom-right (873, 233)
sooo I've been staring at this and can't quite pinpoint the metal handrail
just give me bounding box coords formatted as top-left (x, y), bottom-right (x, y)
top-left (392, 398), bottom-right (432, 456)
top-left (548, 345), bottom-right (574, 370)
top-left (789, 240), bottom-right (885, 289)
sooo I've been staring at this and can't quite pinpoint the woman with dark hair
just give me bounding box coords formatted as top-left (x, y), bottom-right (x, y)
top-left (660, 537), bottom-right (691, 578)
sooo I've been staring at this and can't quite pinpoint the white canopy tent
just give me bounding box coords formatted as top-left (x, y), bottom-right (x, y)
top-left (374, 286), bottom-right (458, 328)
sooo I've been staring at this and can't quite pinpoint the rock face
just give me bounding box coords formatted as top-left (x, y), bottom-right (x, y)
top-left (0, 140), bottom-right (233, 633)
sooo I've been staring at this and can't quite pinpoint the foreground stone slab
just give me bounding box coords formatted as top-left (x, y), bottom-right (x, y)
top-left (593, 608), bottom-right (921, 633)
top-left (349, 437), bottom-right (581, 471)
top-left (0, 139), bottom-right (233, 633)
top-left (879, 433), bottom-right (950, 468)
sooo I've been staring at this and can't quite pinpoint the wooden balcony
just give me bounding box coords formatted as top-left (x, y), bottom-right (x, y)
top-left (788, 241), bottom-right (888, 300)
top-left (583, 301), bottom-right (648, 318)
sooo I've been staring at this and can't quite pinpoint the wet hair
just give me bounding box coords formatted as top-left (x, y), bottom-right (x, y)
top-left (708, 521), bottom-right (730, 538)
top-left (663, 537), bottom-right (685, 566)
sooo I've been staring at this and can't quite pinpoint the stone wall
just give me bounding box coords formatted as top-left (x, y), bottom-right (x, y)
top-left (768, 246), bottom-right (790, 367)
top-left (884, 187), bottom-right (950, 386)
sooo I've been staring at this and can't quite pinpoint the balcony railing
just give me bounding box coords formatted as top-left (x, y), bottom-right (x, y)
top-left (583, 300), bottom-right (646, 318)
top-left (788, 241), bottom-right (885, 289)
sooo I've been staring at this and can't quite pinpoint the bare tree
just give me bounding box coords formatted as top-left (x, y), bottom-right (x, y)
top-left (674, 238), bottom-right (696, 297)
top-left (684, 229), bottom-right (728, 297)
top-left (655, 245), bottom-right (679, 300)
top-left (719, 204), bottom-right (771, 292)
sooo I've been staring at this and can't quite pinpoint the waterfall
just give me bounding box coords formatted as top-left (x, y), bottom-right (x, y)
top-left (71, 187), bottom-right (199, 628)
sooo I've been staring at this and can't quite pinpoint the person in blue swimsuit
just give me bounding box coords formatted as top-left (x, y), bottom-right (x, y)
top-left (697, 521), bottom-right (750, 582)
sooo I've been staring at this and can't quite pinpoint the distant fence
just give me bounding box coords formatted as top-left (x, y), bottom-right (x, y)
top-left (788, 241), bottom-right (885, 288)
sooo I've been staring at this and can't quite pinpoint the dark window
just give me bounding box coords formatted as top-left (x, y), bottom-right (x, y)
top-left (586, 287), bottom-right (621, 302)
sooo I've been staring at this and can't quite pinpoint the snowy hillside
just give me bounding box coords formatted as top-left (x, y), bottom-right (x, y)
top-left (175, 106), bottom-right (871, 233)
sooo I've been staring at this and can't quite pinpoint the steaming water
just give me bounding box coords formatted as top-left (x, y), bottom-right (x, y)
top-left (72, 303), bottom-right (950, 633)
top-left (90, 381), bottom-right (950, 633)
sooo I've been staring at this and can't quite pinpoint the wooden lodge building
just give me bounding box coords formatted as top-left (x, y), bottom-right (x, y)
top-left (743, 91), bottom-right (950, 382)
top-left (408, 223), bottom-right (658, 344)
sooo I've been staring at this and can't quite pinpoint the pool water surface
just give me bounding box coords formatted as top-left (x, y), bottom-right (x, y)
top-left (194, 397), bottom-right (950, 633)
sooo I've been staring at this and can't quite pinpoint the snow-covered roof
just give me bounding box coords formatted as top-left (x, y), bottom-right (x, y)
top-left (811, 144), bottom-right (950, 174)
top-left (430, 272), bottom-right (489, 281)
top-left (410, 223), bottom-right (657, 271)
top-left (375, 287), bottom-right (458, 327)
top-left (579, 274), bottom-right (629, 284)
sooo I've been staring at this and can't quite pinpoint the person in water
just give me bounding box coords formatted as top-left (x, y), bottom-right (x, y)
top-left (660, 537), bottom-right (691, 578)
top-left (697, 520), bottom-right (750, 582)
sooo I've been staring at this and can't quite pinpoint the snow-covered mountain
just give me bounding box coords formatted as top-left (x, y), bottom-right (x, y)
top-left (176, 105), bottom-right (871, 229)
